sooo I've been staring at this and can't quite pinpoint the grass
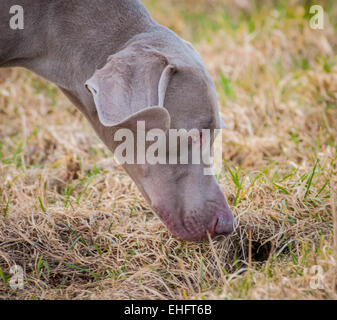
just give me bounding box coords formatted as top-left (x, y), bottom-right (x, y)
top-left (0, 0), bottom-right (337, 299)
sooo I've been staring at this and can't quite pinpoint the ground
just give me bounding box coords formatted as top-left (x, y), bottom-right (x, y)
top-left (0, 0), bottom-right (337, 300)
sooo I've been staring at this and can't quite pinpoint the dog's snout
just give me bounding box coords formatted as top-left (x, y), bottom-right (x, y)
top-left (85, 80), bottom-right (98, 96)
top-left (214, 215), bottom-right (234, 235)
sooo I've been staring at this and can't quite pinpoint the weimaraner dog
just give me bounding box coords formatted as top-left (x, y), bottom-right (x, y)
top-left (0, 0), bottom-right (234, 241)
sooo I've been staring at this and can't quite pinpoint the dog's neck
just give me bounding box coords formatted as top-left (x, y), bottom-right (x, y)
top-left (0, 0), bottom-right (164, 148)
top-left (0, 0), bottom-right (155, 93)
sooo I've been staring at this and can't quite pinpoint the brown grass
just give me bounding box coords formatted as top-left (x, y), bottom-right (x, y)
top-left (0, 0), bottom-right (337, 299)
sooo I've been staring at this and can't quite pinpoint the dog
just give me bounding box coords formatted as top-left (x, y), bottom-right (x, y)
top-left (0, 0), bottom-right (234, 241)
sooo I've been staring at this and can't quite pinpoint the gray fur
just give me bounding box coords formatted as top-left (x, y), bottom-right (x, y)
top-left (0, 0), bottom-right (234, 241)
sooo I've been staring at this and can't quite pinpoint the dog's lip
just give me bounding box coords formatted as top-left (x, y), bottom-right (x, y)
top-left (152, 206), bottom-right (234, 241)
top-left (152, 206), bottom-right (206, 241)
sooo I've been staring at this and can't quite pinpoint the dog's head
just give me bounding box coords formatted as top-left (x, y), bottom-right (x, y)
top-left (85, 33), bottom-right (234, 241)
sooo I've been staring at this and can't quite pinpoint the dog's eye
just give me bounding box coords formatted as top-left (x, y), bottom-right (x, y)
top-left (85, 84), bottom-right (92, 94)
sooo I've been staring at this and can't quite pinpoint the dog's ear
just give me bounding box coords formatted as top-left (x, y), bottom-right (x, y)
top-left (85, 43), bottom-right (175, 132)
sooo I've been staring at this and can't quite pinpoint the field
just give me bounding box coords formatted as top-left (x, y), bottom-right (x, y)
top-left (0, 0), bottom-right (337, 299)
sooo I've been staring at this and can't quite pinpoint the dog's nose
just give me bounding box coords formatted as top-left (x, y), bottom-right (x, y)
top-left (85, 80), bottom-right (98, 96)
top-left (214, 215), bottom-right (234, 235)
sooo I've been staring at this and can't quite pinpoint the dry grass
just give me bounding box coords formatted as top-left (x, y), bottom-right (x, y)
top-left (0, 0), bottom-right (337, 300)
